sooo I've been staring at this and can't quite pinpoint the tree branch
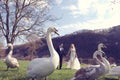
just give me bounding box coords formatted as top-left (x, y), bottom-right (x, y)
top-left (0, 13), bottom-right (6, 36)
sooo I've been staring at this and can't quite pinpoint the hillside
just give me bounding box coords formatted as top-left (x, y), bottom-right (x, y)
top-left (0, 25), bottom-right (120, 64)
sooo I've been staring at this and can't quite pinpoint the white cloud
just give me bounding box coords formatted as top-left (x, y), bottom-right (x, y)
top-left (77, 0), bottom-right (97, 15)
top-left (69, 5), bottom-right (78, 10)
top-left (63, 0), bottom-right (112, 18)
top-left (63, 0), bottom-right (98, 16)
top-left (65, 0), bottom-right (92, 15)
top-left (55, 0), bottom-right (63, 5)
top-left (60, 14), bottom-right (120, 35)
top-left (58, 0), bottom-right (120, 35)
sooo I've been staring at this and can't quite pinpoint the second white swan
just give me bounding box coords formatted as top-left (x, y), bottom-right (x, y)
top-left (4, 43), bottom-right (19, 70)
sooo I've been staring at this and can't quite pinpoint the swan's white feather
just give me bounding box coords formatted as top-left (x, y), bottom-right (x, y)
top-left (27, 58), bottom-right (55, 78)
top-left (108, 66), bottom-right (120, 76)
top-left (5, 57), bottom-right (19, 68)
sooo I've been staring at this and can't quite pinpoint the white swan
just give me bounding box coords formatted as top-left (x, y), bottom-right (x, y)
top-left (93, 43), bottom-right (107, 64)
top-left (71, 43), bottom-right (110, 80)
top-left (71, 53), bottom-right (106, 80)
top-left (93, 43), bottom-right (111, 73)
top-left (26, 27), bottom-right (60, 80)
top-left (94, 44), bottom-right (120, 80)
top-left (94, 43), bottom-right (120, 80)
top-left (4, 43), bottom-right (19, 70)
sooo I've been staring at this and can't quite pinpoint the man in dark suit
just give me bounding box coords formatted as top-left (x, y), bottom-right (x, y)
top-left (56, 43), bottom-right (65, 69)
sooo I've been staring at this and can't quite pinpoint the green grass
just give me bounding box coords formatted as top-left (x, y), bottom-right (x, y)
top-left (0, 60), bottom-right (29, 80)
top-left (0, 60), bottom-right (118, 80)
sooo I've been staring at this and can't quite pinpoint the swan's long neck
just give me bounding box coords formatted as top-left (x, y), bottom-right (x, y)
top-left (94, 52), bottom-right (107, 74)
top-left (98, 56), bottom-right (108, 76)
top-left (7, 48), bottom-right (13, 57)
top-left (102, 57), bottom-right (111, 72)
top-left (98, 49), bottom-right (111, 73)
top-left (99, 50), bottom-right (111, 73)
top-left (46, 31), bottom-right (55, 57)
top-left (98, 46), bottom-right (103, 52)
top-left (94, 54), bottom-right (104, 66)
top-left (99, 46), bottom-right (111, 70)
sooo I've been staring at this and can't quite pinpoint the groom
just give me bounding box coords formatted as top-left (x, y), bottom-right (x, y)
top-left (56, 43), bottom-right (65, 70)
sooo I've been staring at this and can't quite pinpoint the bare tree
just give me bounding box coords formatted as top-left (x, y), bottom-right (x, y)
top-left (26, 34), bottom-right (43, 59)
top-left (0, 0), bottom-right (55, 45)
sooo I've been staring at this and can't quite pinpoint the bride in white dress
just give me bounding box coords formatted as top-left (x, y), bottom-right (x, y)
top-left (66, 44), bottom-right (80, 70)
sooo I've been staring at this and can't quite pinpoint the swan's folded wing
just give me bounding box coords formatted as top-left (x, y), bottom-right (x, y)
top-left (28, 58), bottom-right (50, 67)
top-left (10, 58), bottom-right (19, 66)
top-left (90, 65), bottom-right (100, 68)
top-left (108, 66), bottom-right (120, 76)
top-left (85, 66), bottom-right (96, 77)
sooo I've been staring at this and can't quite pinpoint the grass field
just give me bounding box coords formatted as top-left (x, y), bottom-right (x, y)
top-left (0, 60), bottom-right (118, 80)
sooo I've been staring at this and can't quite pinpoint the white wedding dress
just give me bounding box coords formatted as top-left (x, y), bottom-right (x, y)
top-left (67, 48), bottom-right (80, 70)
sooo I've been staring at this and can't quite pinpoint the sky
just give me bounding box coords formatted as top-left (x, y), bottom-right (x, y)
top-left (48, 0), bottom-right (120, 36)
top-left (2, 0), bottom-right (120, 46)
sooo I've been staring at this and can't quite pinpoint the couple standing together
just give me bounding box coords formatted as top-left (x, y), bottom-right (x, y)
top-left (56, 43), bottom-right (80, 70)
